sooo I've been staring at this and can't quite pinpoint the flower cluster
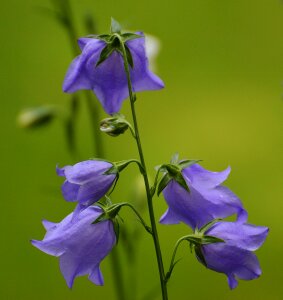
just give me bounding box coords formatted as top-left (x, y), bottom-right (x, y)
top-left (32, 19), bottom-right (268, 294)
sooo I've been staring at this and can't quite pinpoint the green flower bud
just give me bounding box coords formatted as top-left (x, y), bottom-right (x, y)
top-left (100, 115), bottom-right (129, 137)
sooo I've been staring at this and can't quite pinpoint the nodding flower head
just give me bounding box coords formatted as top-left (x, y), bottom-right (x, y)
top-left (31, 206), bottom-right (116, 288)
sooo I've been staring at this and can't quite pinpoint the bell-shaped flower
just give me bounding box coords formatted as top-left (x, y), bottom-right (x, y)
top-left (31, 206), bottom-right (116, 288)
top-left (199, 221), bottom-right (269, 289)
top-left (160, 163), bottom-right (248, 229)
top-left (63, 33), bottom-right (164, 115)
top-left (57, 160), bottom-right (117, 214)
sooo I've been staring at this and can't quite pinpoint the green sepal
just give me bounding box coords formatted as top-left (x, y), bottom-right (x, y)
top-left (110, 17), bottom-right (122, 34)
top-left (92, 203), bottom-right (121, 224)
top-left (121, 32), bottom-right (142, 42)
top-left (184, 236), bottom-right (203, 245)
top-left (104, 164), bottom-right (119, 175)
top-left (174, 171), bottom-right (190, 192)
top-left (96, 44), bottom-right (115, 67)
top-left (125, 44), bottom-right (134, 68)
top-left (178, 159), bottom-right (202, 170)
top-left (156, 163), bottom-right (190, 195)
top-left (201, 236), bottom-right (225, 245)
top-left (170, 153), bottom-right (179, 164)
top-left (112, 217), bottom-right (120, 244)
top-left (94, 34), bottom-right (111, 42)
top-left (157, 173), bottom-right (172, 196)
top-left (194, 246), bottom-right (207, 267)
top-left (114, 160), bottom-right (137, 173)
top-left (198, 218), bottom-right (222, 234)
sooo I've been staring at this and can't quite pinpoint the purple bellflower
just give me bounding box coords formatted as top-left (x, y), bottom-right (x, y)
top-left (160, 163), bottom-right (248, 229)
top-left (31, 206), bottom-right (116, 288)
top-left (63, 33), bottom-right (164, 115)
top-left (57, 160), bottom-right (117, 214)
top-left (199, 221), bottom-right (269, 289)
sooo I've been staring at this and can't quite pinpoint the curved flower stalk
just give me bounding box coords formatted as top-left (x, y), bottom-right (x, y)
top-left (160, 162), bottom-right (247, 229)
top-left (63, 32), bottom-right (164, 114)
top-left (56, 160), bottom-right (117, 215)
top-left (199, 221), bottom-right (269, 289)
top-left (31, 206), bottom-right (116, 288)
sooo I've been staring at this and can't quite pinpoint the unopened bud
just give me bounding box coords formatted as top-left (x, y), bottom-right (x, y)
top-left (100, 115), bottom-right (129, 137)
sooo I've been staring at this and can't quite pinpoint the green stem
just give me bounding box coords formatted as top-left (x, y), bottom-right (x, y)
top-left (113, 202), bottom-right (152, 234)
top-left (119, 38), bottom-right (169, 300)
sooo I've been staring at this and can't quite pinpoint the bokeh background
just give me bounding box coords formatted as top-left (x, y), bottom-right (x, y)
top-left (1, 0), bottom-right (282, 299)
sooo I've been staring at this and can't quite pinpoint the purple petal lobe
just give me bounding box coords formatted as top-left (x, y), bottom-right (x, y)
top-left (159, 208), bottom-right (180, 225)
top-left (89, 266), bottom-right (104, 286)
top-left (228, 274), bottom-right (238, 289)
top-left (182, 164), bottom-right (231, 189)
top-left (207, 222), bottom-right (269, 251)
top-left (42, 219), bottom-right (57, 231)
top-left (61, 181), bottom-right (80, 202)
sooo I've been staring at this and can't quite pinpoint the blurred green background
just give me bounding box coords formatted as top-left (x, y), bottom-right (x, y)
top-left (1, 0), bottom-right (282, 299)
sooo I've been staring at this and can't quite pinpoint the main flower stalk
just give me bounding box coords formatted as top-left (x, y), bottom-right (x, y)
top-left (119, 37), bottom-right (168, 300)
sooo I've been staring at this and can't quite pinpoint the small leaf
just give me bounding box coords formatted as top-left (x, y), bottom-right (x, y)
top-left (157, 173), bottom-right (172, 196)
top-left (96, 44), bottom-right (115, 67)
top-left (110, 17), bottom-right (122, 34)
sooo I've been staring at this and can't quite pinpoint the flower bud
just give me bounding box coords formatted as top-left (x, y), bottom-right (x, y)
top-left (17, 106), bottom-right (55, 129)
top-left (100, 116), bottom-right (129, 137)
